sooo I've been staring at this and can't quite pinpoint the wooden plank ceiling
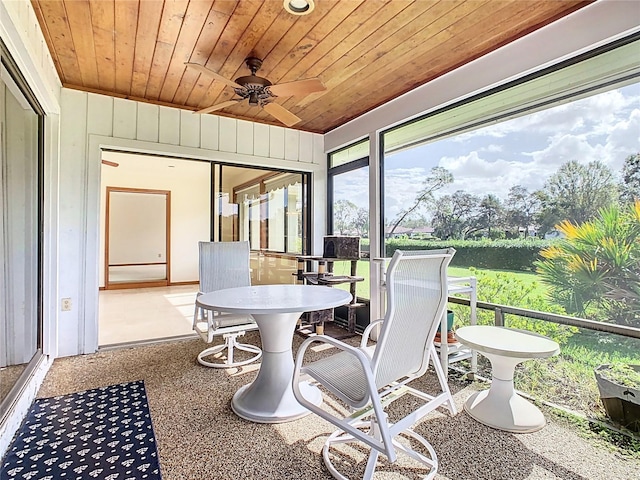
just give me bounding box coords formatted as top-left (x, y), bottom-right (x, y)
top-left (32, 0), bottom-right (591, 134)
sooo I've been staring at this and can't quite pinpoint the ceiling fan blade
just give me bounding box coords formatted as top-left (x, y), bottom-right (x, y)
top-left (185, 62), bottom-right (243, 89)
top-left (263, 102), bottom-right (301, 127)
top-left (194, 99), bottom-right (245, 115)
top-left (267, 78), bottom-right (326, 97)
top-left (101, 160), bottom-right (119, 167)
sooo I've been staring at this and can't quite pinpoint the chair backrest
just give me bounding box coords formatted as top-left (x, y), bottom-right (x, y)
top-left (198, 241), bottom-right (251, 294)
top-left (372, 248), bottom-right (455, 388)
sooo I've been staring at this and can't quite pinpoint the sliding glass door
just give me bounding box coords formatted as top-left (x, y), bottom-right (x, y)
top-left (0, 44), bottom-right (43, 416)
top-left (214, 165), bottom-right (309, 285)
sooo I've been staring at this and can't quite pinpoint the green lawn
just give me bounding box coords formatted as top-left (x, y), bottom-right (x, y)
top-left (330, 260), bottom-right (548, 299)
top-left (449, 266), bottom-right (545, 292)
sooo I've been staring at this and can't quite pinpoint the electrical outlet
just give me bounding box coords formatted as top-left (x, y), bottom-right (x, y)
top-left (61, 297), bottom-right (72, 311)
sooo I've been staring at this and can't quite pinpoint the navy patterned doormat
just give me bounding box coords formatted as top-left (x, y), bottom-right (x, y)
top-left (1, 380), bottom-right (161, 480)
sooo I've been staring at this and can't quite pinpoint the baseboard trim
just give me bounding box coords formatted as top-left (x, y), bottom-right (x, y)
top-left (98, 333), bottom-right (197, 351)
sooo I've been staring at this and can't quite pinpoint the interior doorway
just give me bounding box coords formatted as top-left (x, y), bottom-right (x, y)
top-left (97, 151), bottom-right (311, 346)
top-left (105, 187), bottom-right (170, 289)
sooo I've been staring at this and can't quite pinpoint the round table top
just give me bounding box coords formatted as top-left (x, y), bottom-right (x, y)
top-left (455, 325), bottom-right (560, 359)
top-left (196, 284), bottom-right (353, 315)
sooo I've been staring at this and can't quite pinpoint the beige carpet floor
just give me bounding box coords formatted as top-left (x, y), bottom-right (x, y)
top-left (36, 333), bottom-right (639, 480)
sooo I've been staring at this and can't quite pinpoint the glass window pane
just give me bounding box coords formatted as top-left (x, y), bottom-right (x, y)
top-left (330, 164), bottom-right (369, 300)
top-left (267, 188), bottom-right (286, 252)
top-left (219, 167), bottom-right (307, 284)
top-left (384, 39), bottom-right (640, 155)
top-left (382, 79), bottom-right (640, 328)
top-left (287, 183), bottom-right (303, 254)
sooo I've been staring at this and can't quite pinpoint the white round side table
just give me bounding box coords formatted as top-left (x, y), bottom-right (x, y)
top-left (455, 325), bottom-right (560, 433)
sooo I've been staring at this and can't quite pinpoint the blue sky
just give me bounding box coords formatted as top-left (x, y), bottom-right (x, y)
top-left (333, 82), bottom-right (640, 222)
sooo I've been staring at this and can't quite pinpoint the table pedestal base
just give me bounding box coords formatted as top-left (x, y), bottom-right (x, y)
top-left (464, 353), bottom-right (546, 433)
top-left (197, 288), bottom-right (352, 424)
top-left (232, 348), bottom-right (322, 423)
top-left (464, 387), bottom-right (546, 433)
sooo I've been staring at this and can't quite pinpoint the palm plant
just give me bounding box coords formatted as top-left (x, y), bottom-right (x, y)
top-left (536, 201), bottom-right (640, 326)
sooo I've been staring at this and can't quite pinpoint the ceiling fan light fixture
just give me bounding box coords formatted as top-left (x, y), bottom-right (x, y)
top-left (284, 0), bottom-right (314, 16)
top-left (248, 91), bottom-right (259, 106)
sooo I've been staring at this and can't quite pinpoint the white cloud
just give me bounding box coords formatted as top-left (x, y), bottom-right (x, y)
top-left (344, 83), bottom-right (640, 220)
top-left (526, 133), bottom-right (596, 165)
top-left (605, 108), bottom-right (640, 169)
top-left (439, 151), bottom-right (551, 199)
top-left (333, 167), bottom-right (370, 210)
top-left (482, 144), bottom-right (503, 153)
top-left (382, 168), bottom-right (430, 218)
top-left (457, 87), bottom-right (637, 141)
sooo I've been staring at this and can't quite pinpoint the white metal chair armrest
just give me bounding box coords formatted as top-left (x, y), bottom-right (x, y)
top-left (292, 335), bottom-right (396, 462)
top-left (293, 335), bottom-right (377, 409)
top-left (360, 319), bottom-right (384, 348)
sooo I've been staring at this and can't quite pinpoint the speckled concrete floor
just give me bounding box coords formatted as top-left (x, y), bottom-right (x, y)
top-left (37, 334), bottom-right (639, 480)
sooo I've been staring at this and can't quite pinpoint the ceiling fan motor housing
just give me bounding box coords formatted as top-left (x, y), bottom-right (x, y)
top-left (187, 55), bottom-right (324, 125)
top-left (234, 58), bottom-right (274, 106)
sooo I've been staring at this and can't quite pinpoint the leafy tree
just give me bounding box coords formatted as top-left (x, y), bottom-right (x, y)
top-left (332, 199), bottom-right (357, 234)
top-left (431, 190), bottom-right (480, 239)
top-left (353, 207), bottom-right (369, 237)
top-left (399, 214), bottom-right (430, 229)
top-left (505, 185), bottom-right (541, 238)
top-left (477, 194), bottom-right (504, 238)
top-left (387, 166), bottom-right (453, 236)
top-left (535, 201), bottom-right (640, 326)
top-left (535, 160), bottom-right (618, 236)
top-left (620, 153), bottom-right (640, 205)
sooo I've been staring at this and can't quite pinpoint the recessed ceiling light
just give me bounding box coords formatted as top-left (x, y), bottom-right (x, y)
top-left (283, 0), bottom-right (315, 16)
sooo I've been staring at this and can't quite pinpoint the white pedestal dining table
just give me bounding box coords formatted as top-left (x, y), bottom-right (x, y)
top-left (196, 284), bottom-right (352, 423)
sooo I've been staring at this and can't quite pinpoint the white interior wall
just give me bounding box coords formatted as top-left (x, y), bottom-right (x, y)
top-left (99, 153), bottom-right (211, 287)
top-left (107, 192), bottom-right (167, 264)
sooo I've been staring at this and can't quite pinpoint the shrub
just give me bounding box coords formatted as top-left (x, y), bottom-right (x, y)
top-left (535, 201), bottom-right (640, 326)
top-left (383, 238), bottom-right (553, 271)
top-left (451, 268), bottom-right (577, 344)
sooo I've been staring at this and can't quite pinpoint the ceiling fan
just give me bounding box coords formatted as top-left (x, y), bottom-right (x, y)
top-left (185, 57), bottom-right (326, 127)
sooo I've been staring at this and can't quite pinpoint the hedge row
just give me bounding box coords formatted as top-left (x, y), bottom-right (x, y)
top-left (361, 238), bottom-right (555, 272)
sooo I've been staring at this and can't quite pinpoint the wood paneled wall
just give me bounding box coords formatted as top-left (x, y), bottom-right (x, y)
top-left (66, 89), bottom-right (324, 163)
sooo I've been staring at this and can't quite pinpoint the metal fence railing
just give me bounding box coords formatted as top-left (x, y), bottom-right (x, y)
top-left (448, 296), bottom-right (640, 339)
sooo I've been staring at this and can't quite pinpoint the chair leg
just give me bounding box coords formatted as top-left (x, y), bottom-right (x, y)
top-left (322, 419), bottom-right (438, 480)
top-left (363, 420), bottom-right (381, 479)
top-left (430, 344), bottom-right (457, 416)
top-left (197, 333), bottom-right (262, 368)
